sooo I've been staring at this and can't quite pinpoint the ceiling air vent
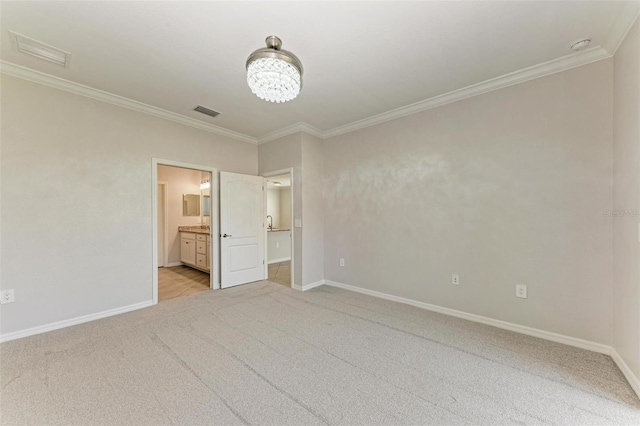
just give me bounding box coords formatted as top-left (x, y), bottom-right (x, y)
top-left (193, 105), bottom-right (220, 118)
top-left (9, 31), bottom-right (71, 67)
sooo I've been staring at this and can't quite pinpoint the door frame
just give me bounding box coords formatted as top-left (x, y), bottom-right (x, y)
top-left (262, 168), bottom-right (294, 288)
top-left (152, 158), bottom-right (219, 305)
top-left (157, 181), bottom-right (169, 267)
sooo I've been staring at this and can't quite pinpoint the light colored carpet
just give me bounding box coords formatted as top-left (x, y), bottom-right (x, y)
top-left (1, 281), bottom-right (639, 425)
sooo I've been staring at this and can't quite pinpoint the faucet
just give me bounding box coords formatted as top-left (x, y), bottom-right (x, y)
top-left (267, 215), bottom-right (273, 230)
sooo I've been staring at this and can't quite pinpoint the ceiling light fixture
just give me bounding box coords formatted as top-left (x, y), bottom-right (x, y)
top-left (273, 181), bottom-right (282, 186)
top-left (570, 39), bottom-right (591, 52)
top-left (246, 36), bottom-right (303, 103)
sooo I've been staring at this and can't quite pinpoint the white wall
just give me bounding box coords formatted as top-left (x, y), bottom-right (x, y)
top-left (0, 74), bottom-right (257, 336)
top-left (613, 16), bottom-right (640, 384)
top-left (267, 231), bottom-right (292, 263)
top-left (158, 165), bottom-right (203, 265)
top-left (323, 60), bottom-right (614, 344)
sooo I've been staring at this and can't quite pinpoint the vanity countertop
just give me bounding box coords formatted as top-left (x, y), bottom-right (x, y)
top-left (268, 228), bottom-right (290, 232)
top-left (178, 226), bottom-right (210, 235)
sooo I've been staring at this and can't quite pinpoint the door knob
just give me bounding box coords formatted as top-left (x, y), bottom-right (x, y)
top-left (222, 234), bottom-right (232, 238)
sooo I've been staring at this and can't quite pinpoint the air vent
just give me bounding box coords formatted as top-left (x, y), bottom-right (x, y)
top-left (9, 31), bottom-right (71, 67)
top-left (193, 105), bottom-right (220, 118)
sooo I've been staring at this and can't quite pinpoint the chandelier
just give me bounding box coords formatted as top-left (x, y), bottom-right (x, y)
top-left (246, 36), bottom-right (303, 103)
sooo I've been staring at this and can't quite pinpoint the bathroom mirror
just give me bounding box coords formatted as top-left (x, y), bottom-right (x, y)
top-left (203, 195), bottom-right (210, 217)
top-left (183, 194), bottom-right (200, 216)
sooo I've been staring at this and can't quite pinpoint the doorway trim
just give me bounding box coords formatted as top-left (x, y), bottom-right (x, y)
top-left (262, 168), bottom-right (294, 288)
top-left (157, 181), bottom-right (168, 267)
top-left (152, 158), bottom-right (220, 305)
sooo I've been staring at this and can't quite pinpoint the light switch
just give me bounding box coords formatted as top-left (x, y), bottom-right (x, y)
top-left (295, 219), bottom-right (302, 228)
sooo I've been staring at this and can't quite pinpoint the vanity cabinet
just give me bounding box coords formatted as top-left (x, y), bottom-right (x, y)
top-left (180, 233), bottom-right (197, 265)
top-left (180, 231), bottom-right (210, 272)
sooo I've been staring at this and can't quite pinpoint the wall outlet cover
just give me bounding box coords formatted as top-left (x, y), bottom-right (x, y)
top-left (516, 284), bottom-right (527, 299)
top-left (0, 289), bottom-right (15, 304)
top-left (452, 274), bottom-right (459, 285)
top-left (340, 258), bottom-right (345, 267)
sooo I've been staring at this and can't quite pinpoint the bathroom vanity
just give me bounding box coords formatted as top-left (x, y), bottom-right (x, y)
top-left (178, 226), bottom-right (210, 272)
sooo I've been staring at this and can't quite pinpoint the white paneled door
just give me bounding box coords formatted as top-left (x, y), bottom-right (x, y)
top-left (220, 172), bottom-right (266, 288)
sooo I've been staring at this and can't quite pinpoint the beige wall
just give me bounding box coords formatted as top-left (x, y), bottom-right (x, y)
top-left (158, 165), bottom-right (205, 265)
top-left (323, 60), bottom-right (614, 344)
top-left (267, 188), bottom-right (282, 228)
top-left (0, 75), bottom-right (257, 336)
top-left (301, 133), bottom-right (325, 286)
top-left (280, 187), bottom-right (292, 230)
top-left (613, 17), bottom-right (640, 381)
top-left (259, 133), bottom-right (303, 286)
top-left (259, 132), bottom-right (325, 287)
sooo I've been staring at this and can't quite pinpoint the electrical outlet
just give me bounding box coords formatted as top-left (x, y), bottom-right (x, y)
top-left (0, 289), bottom-right (15, 304)
top-left (516, 284), bottom-right (527, 299)
top-left (339, 258), bottom-right (345, 267)
top-left (276, 242), bottom-right (279, 248)
top-left (452, 274), bottom-right (459, 285)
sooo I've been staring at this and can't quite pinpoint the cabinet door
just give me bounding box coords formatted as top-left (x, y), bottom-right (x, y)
top-left (181, 239), bottom-right (196, 265)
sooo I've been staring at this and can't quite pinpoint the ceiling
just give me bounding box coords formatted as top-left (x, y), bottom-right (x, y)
top-left (266, 174), bottom-right (291, 189)
top-left (1, 1), bottom-right (638, 142)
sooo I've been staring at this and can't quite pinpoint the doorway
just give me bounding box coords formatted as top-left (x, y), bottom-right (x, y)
top-left (152, 159), bottom-right (219, 305)
top-left (263, 169), bottom-right (294, 288)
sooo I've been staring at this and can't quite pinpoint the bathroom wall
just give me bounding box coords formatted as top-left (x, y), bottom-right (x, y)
top-left (268, 231), bottom-right (292, 263)
top-left (266, 186), bottom-right (292, 230)
top-left (201, 171), bottom-right (211, 226)
top-left (267, 188), bottom-right (282, 228)
top-left (157, 165), bottom-right (204, 265)
top-left (280, 187), bottom-right (292, 229)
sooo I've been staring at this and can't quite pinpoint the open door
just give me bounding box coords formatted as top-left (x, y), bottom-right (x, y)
top-left (220, 171), bottom-right (266, 288)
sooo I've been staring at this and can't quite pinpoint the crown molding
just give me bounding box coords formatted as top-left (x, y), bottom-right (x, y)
top-left (321, 46), bottom-right (611, 139)
top-left (0, 61), bottom-right (258, 145)
top-left (1, 43), bottom-right (613, 147)
top-left (257, 121), bottom-right (324, 144)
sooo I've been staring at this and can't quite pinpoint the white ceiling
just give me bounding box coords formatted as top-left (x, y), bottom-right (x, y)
top-left (1, 1), bottom-right (638, 142)
top-left (266, 174), bottom-right (291, 189)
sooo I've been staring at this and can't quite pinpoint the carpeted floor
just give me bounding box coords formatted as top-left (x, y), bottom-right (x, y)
top-left (1, 281), bottom-right (639, 425)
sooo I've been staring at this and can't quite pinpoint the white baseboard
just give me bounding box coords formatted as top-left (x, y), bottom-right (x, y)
top-left (323, 280), bottom-right (610, 353)
top-left (0, 300), bottom-right (153, 343)
top-left (268, 257), bottom-right (292, 265)
top-left (611, 348), bottom-right (640, 398)
top-left (292, 279), bottom-right (326, 292)
top-left (163, 262), bottom-right (183, 268)
top-left (323, 280), bottom-right (640, 398)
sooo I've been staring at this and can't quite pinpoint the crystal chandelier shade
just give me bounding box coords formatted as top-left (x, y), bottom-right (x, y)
top-left (246, 36), bottom-right (303, 103)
